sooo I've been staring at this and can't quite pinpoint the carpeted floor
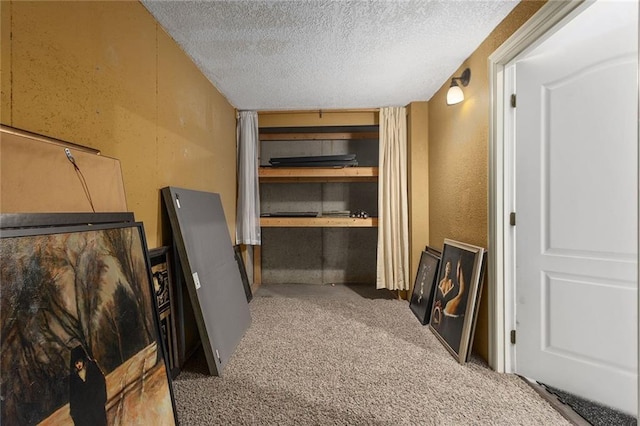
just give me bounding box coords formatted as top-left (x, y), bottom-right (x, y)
top-left (172, 283), bottom-right (572, 425)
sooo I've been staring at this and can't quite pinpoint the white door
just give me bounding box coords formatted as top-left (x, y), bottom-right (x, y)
top-left (514, 0), bottom-right (638, 415)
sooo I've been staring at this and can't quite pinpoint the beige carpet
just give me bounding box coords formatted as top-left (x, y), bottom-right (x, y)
top-left (173, 283), bottom-right (571, 425)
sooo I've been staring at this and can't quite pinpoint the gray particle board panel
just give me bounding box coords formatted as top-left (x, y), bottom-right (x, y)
top-left (322, 228), bottom-right (377, 284)
top-left (260, 227), bottom-right (376, 285)
top-left (260, 183), bottom-right (323, 214)
top-left (321, 182), bottom-right (378, 215)
top-left (161, 187), bottom-right (251, 376)
top-left (261, 227), bottom-right (323, 284)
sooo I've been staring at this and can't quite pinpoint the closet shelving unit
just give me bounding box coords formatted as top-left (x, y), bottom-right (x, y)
top-left (254, 125), bottom-right (380, 285)
top-left (258, 129), bottom-right (379, 228)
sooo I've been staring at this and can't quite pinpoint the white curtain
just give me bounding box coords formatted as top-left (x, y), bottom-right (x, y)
top-left (236, 111), bottom-right (261, 245)
top-left (376, 106), bottom-right (409, 290)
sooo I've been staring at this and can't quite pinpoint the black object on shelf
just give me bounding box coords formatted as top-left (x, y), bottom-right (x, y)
top-left (269, 154), bottom-right (355, 164)
top-left (269, 154), bottom-right (358, 167)
top-left (260, 212), bottom-right (319, 217)
top-left (350, 209), bottom-right (369, 219)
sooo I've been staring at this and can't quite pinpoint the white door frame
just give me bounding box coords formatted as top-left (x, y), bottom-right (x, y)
top-left (489, 2), bottom-right (640, 418)
top-left (488, 0), bottom-right (585, 373)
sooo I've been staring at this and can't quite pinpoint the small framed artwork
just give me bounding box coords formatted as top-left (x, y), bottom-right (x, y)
top-left (149, 246), bottom-right (180, 378)
top-left (409, 250), bottom-right (440, 325)
top-left (233, 245), bottom-right (253, 303)
top-left (0, 216), bottom-right (178, 425)
top-left (429, 239), bottom-right (486, 364)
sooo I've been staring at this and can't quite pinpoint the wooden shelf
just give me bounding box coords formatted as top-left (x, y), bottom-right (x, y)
top-left (260, 217), bottom-right (378, 227)
top-left (259, 166), bottom-right (378, 182)
top-left (260, 132), bottom-right (378, 141)
top-left (255, 124), bottom-right (379, 285)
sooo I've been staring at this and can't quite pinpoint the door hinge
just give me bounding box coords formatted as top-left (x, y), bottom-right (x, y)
top-left (510, 212), bottom-right (516, 226)
top-left (510, 329), bottom-right (516, 344)
top-left (510, 94), bottom-right (516, 108)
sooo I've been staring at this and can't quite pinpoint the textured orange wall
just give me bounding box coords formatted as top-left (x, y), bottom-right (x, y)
top-left (407, 102), bottom-right (429, 287)
top-left (155, 27), bottom-right (237, 242)
top-left (258, 110), bottom-right (378, 128)
top-left (1, 1), bottom-right (237, 248)
top-left (428, 1), bottom-right (545, 360)
top-left (0, 1), bottom-right (11, 124)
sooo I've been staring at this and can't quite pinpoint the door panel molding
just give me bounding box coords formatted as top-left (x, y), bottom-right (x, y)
top-left (543, 272), bottom-right (636, 370)
top-left (491, 0), bottom-right (638, 415)
top-left (488, 0), bottom-right (585, 373)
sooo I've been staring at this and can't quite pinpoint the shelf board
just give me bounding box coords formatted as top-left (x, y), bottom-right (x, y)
top-left (260, 132), bottom-right (378, 141)
top-left (259, 166), bottom-right (378, 182)
top-left (260, 217), bottom-right (378, 227)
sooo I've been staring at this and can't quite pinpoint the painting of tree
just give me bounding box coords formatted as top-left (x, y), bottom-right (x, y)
top-left (0, 222), bottom-right (174, 426)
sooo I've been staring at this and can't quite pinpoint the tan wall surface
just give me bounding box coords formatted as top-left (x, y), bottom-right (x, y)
top-left (1, 1), bottom-right (236, 247)
top-left (156, 27), bottom-right (238, 242)
top-left (428, 1), bottom-right (545, 360)
top-left (258, 110), bottom-right (378, 128)
top-left (1, 1), bottom-right (237, 248)
top-left (407, 102), bottom-right (429, 290)
top-left (0, 1), bottom-right (11, 124)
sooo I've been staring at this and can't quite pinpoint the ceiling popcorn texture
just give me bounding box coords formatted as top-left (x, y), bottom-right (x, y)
top-left (141, 0), bottom-right (519, 111)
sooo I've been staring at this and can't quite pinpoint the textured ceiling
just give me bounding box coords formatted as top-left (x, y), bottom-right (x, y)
top-left (141, 0), bottom-right (519, 111)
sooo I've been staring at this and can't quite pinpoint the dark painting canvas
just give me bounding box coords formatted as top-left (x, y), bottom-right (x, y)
top-left (409, 250), bottom-right (440, 325)
top-left (162, 187), bottom-right (251, 377)
top-left (0, 219), bottom-right (177, 425)
top-left (149, 246), bottom-right (180, 379)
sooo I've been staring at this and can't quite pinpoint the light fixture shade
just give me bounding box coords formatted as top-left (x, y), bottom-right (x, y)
top-left (447, 85), bottom-right (464, 105)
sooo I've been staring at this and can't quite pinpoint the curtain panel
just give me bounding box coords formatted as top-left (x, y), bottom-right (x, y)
top-left (236, 111), bottom-right (261, 245)
top-left (376, 107), bottom-right (409, 290)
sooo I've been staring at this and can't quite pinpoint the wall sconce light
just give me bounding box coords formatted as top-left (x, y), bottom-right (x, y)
top-left (446, 68), bottom-right (471, 106)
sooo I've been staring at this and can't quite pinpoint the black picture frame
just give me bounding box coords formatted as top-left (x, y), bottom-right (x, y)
top-left (425, 245), bottom-right (442, 258)
top-left (233, 245), bottom-right (253, 303)
top-left (149, 246), bottom-right (180, 379)
top-left (0, 216), bottom-right (178, 425)
top-left (409, 250), bottom-right (440, 325)
top-left (429, 239), bottom-right (486, 364)
top-left (0, 212), bottom-right (134, 229)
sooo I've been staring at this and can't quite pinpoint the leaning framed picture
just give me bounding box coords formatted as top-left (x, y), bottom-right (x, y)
top-left (0, 216), bottom-right (178, 425)
top-left (409, 250), bottom-right (440, 325)
top-left (233, 245), bottom-right (253, 303)
top-left (149, 246), bottom-right (180, 379)
top-left (429, 239), bottom-right (486, 364)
